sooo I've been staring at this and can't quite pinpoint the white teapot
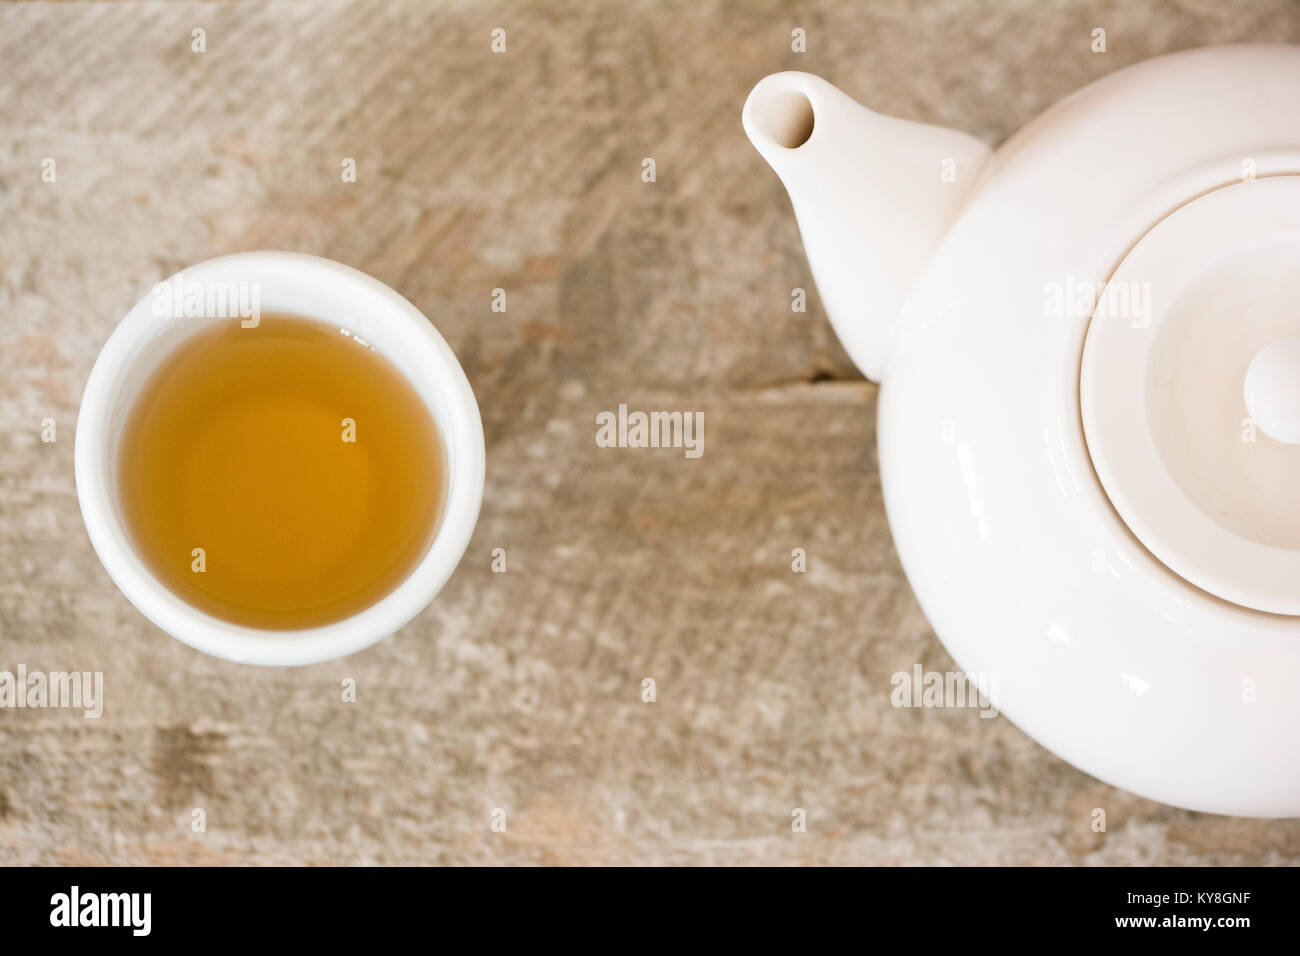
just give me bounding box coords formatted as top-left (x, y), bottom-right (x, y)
top-left (743, 45), bottom-right (1300, 816)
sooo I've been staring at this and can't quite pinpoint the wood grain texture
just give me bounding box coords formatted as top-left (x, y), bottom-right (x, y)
top-left (3, 0), bottom-right (1300, 865)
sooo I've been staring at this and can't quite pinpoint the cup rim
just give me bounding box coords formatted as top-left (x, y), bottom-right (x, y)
top-left (74, 251), bottom-right (485, 666)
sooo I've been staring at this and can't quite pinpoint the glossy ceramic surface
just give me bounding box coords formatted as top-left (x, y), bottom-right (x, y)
top-left (747, 45), bottom-right (1300, 815)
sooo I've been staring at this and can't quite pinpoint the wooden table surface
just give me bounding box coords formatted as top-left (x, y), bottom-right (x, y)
top-left (3, 0), bottom-right (1300, 865)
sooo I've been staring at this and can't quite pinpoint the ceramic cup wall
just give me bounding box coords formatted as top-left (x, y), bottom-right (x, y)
top-left (75, 251), bottom-right (485, 666)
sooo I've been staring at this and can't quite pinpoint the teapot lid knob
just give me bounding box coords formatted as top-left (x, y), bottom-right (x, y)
top-left (1244, 338), bottom-right (1300, 444)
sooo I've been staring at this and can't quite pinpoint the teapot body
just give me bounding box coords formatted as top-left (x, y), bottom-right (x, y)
top-left (749, 45), bottom-right (1300, 815)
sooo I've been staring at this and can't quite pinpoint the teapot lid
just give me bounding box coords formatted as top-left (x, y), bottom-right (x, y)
top-left (1081, 175), bottom-right (1300, 614)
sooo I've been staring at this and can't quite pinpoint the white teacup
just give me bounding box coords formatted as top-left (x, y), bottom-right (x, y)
top-left (75, 251), bottom-right (485, 665)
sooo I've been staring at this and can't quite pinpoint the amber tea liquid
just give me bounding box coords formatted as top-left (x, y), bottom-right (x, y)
top-left (118, 315), bottom-right (445, 629)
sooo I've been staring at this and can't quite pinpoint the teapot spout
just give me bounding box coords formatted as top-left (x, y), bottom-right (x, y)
top-left (743, 72), bottom-right (990, 382)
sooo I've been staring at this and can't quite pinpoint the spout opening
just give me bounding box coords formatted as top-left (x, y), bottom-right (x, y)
top-left (762, 90), bottom-right (815, 149)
